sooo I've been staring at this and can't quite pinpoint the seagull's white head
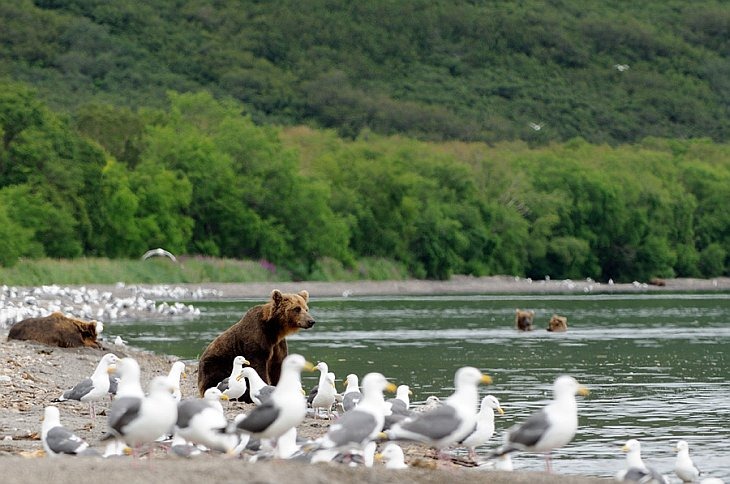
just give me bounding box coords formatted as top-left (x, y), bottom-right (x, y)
top-left (675, 440), bottom-right (689, 453)
top-left (361, 372), bottom-right (397, 396)
top-left (454, 366), bottom-right (493, 389)
top-left (553, 375), bottom-right (589, 398)
top-left (204, 387), bottom-right (228, 401)
top-left (481, 394), bottom-right (505, 415)
top-left (282, 354), bottom-right (314, 373)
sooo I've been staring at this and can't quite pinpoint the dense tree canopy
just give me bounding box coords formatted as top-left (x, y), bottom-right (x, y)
top-left (1, 1), bottom-right (728, 280)
top-left (1, 0), bottom-right (728, 144)
top-left (0, 83), bottom-right (728, 279)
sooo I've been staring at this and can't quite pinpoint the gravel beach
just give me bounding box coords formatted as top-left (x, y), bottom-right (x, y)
top-left (2, 276), bottom-right (728, 483)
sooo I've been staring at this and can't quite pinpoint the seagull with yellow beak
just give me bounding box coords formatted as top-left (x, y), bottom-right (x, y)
top-left (383, 367), bottom-right (493, 458)
top-left (489, 375), bottom-right (589, 472)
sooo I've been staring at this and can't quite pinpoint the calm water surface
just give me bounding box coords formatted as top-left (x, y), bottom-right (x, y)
top-left (112, 293), bottom-right (730, 479)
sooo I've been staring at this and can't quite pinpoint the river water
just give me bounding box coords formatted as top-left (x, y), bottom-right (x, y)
top-left (111, 293), bottom-right (730, 479)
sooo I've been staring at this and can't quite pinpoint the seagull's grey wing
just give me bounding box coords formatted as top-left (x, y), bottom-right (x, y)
top-left (46, 426), bottom-right (86, 454)
top-left (383, 412), bottom-right (409, 431)
top-left (236, 401), bottom-right (280, 434)
top-left (507, 408), bottom-right (551, 448)
top-left (176, 400), bottom-right (211, 429)
top-left (107, 396), bottom-right (143, 435)
top-left (617, 467), bottom-right (667, 484)
top-left (343, 392), bottom-right (362, 411)
top-left (256, 386), bottom-right (276, 404)
top-left (394, 404), bottom-right (460, 441)
top-left (307, 386), bottom-right (318, 405)
top-left (216, 378), bottom-right (229, 392)
top-left (108, 375), bottom-right (119, 395)
top-left (386, 398), bottom-right (410, 415)
top-left (325, 410), bottom-right (379, 447)
top-left (63, 378), bottom-right (94, 401)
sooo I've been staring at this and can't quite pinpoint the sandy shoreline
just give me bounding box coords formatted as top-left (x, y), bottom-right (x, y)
top-left (2, 276), bottom-right (727, 482)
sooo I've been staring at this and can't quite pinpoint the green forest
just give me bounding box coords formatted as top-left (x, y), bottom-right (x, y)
top-left (0, 1), bottom-right (729, 281)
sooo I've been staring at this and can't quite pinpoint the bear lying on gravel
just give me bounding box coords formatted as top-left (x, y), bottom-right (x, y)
top-left (197, 289), bottom-right (315, 401)
top-left (7, 312), bottom-right (102, 348)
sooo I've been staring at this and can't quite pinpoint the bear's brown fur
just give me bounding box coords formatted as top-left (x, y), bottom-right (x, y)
top-left (7, 312), bottom-right (101, 348)
top-left (515, 309), bottom-right (535, 331)
top-left (197, 289), bottom-right (315, 400)
top-left (547, 314), bottom-right (568, 332)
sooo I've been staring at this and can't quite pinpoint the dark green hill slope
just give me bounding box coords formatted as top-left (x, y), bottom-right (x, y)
top-left (2, 0), bottom-right (728, 144)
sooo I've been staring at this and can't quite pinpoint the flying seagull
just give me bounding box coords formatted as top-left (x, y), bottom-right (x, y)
top-left (142, 248), bottom-right (177, 262)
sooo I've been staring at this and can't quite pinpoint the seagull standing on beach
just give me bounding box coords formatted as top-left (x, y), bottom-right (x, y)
top-left (674, 440), bottom-right (701, 483)
top-left (241, 366), bottom-right (276, 405)
top-left (386, 385), bottom-right (413, 415)
top-left (167, 361), bottom-right (187, 402)
top-left (175, 388), bottom-right (237, 453)
top-left (489, 375), bottom-right (588, 472)
top-left (317, 372), bottom-right (396, 452)
top-left (311, 366), bottom-right (337, 419)
top-left (42, 406), bottom-right (96, 457)
top-left (215, 355), bottom-right (249, 400)
top-left (113, 357), bottom-right (145, 399)
top-left (384, 367), bottom-right (493, 457)
top-left (458, 394), bottom-right (504, 460)
top-left (103, 375), bottom-right (179, 457)
top-left (230, 354), bottom-right (314, 442)
top-left (342, 374), bottom-right (362, 412)
top-left (615, 439), bottom-right (668, 483)
top-left (378, 443), bottom-right (409, 469)
top-left (53, 353), bottom-right (118, 419)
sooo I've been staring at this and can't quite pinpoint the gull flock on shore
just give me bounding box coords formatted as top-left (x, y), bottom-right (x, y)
top-left (0, 284), bottom-right (223, 330)
top-left (32, 348), bottom-right (727, 481)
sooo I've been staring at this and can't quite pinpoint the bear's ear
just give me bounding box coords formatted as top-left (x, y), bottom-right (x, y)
top-left (298, 290), bottom-right (309, 302)
top-left (271, 289), bottom-right (283, 306)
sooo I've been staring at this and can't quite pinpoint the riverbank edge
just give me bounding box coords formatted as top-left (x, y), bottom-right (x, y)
top-left (87, 275), bottom-right (730, 300)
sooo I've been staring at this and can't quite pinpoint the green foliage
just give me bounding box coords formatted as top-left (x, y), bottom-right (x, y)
top-left (1, 1), bottom-right (728, 144)
top-left (1, 80), bottom-right (728, 281)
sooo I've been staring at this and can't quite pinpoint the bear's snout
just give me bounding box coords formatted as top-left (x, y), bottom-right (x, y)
top-left (303, 318), bottom-right (316, 329)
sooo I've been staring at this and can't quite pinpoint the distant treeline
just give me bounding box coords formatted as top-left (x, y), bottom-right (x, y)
top-left (1, 0), bottom-right (728, 144)
top-left (1, 83), bottom-right (728, 281)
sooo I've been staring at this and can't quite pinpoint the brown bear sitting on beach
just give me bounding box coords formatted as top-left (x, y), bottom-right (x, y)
top-left (515, 309), bottom-right (535, 331)
top-left (547, 314), bottom-right (568, 332)
top-left (197, 289), bottom-right (315, 401)
top-left (7, 312), bottom-right (102, 348)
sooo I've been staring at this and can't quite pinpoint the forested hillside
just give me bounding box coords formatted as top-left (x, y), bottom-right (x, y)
top-left (1, 84), bottom-right (728, 281)
top-left (1, 0), bottom-right (728, 144)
